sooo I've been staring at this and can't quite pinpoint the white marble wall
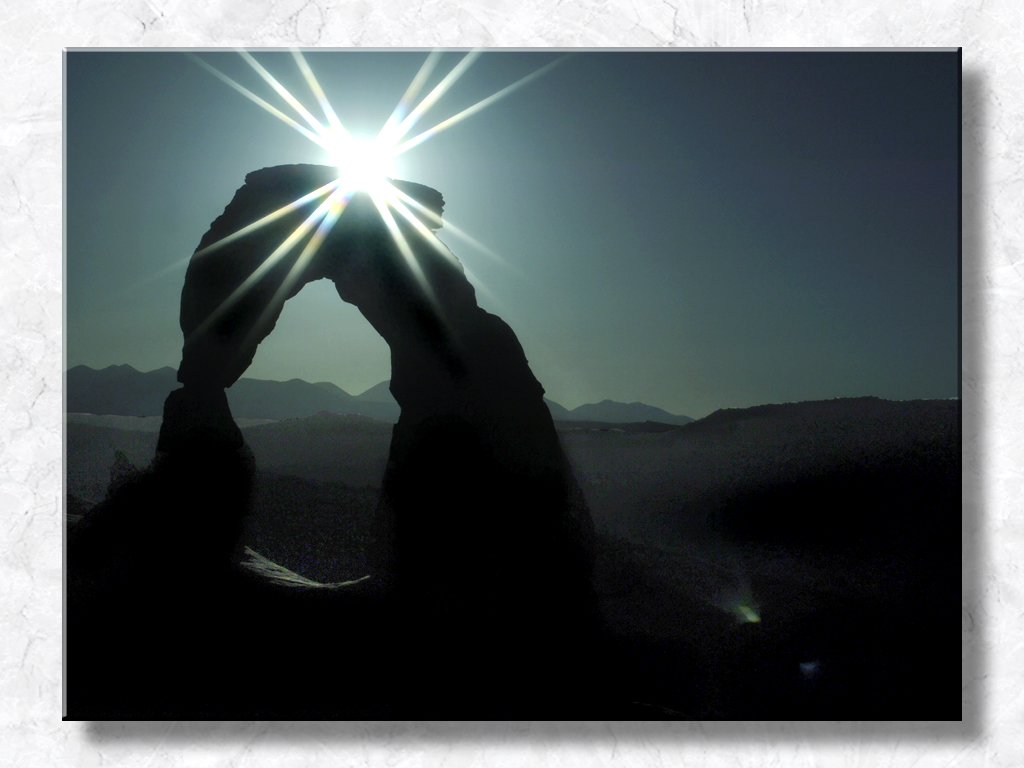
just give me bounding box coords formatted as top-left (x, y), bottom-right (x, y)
top-left (2, 1), bottom-right (1020, 766)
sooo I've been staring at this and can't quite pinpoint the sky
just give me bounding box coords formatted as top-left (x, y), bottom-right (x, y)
top-left (65, 50), bottom-right (960, 419)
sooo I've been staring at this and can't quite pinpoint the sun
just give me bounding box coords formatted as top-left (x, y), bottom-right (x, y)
top-left (181, 49), bottom-right (566, 333)
top-left (329, 136), bottom-right (397, 194)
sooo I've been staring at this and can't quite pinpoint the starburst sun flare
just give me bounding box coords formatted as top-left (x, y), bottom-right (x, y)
top-left (183, 49), bottom-right (564, 320)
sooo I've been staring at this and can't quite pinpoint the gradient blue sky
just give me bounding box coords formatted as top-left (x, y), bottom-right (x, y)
top-left (65, 50), bottom-right (960, 418)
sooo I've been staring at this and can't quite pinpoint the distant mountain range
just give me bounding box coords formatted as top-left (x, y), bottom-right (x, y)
top-left (66, 365), bottom-right (694, 425)
top-left (544, 398), bottom-right (693, 426)
top-left (66, 365), bottom-right (401, 422)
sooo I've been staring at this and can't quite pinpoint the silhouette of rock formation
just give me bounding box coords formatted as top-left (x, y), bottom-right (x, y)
top-left (68, 165), bottom-right (600, 717)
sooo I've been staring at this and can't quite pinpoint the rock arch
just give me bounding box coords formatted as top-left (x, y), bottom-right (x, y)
top-left (68, 165), bottom-right (605, 717)
top-left (162, 163), bottom-right (596, 643)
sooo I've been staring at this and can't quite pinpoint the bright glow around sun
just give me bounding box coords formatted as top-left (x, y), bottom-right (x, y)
top-left (329, 136), bottom-right (397, 194)
top-left (182, 48), bottom-right (567, 337)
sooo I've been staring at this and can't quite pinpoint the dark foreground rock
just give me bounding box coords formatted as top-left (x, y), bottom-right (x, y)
top-left (67, 166), bottom-right (601, 718)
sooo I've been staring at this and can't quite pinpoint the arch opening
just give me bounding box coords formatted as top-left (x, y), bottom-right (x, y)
top-left (240, 276), bottom-right (392, 401)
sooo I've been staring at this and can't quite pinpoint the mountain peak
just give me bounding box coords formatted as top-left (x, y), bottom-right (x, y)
top-left (542, 397), bottom-right (692, 425)
top-left (353, 380), bottom-right (395, 404)
top-left (313, 381), bottom-right (353, 398)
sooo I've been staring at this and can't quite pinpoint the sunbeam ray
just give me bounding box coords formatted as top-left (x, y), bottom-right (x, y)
top-left (432, 218), bottom-right (520, 274)
top-left (186, 54), bottom-right (332, 152)
top-left (389, 50), bottom-right (482, 146)
top-left (380, 187), bottom-right (464, 271)
top-left (393, 55), bottom-right (567, 156)
top-left (382, 189), bottom-right (503, 309)
top-left (186, 188), bottom-right (344, 345)
top-left (129, 179), bottom-right (340, 293)
top-left (237, 192), bottom-right (352, 356)
top-left (462, 267), bottom-right (507, 312)
top-left (237, 50), bottom-right (328, 138)
top-left (378, 50), bottom-right (444, 146)
top-left (123, 257), bottom-right (192, 295)
top-left (368, 190), bottom-right (440, 309)
top-left (291, 49), bottom-right (347, 139)
top-left (192, 179), bottom-right (341, 259)
top-left (383, 181), bottom-right (518, 274)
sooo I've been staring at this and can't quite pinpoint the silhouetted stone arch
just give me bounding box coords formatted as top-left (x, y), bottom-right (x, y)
top-left (66, 164), bottom-right (605, 718)
top-left (161, 164), bottom-right (597, 664)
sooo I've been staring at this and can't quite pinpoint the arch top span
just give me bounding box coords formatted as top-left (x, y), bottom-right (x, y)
top-left (177, 164), bottom-right (448, 391)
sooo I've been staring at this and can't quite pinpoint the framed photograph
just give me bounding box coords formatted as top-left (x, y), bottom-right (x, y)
top-left (64, 49), bottom-right (961, 719)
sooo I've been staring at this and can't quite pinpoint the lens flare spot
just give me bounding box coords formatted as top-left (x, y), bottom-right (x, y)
top-left (799, 660), bottom-right (821, 678)
top-left (736, 603), bottom-right (761, 623)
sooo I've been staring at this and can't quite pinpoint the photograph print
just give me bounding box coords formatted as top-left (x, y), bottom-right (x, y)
top-left (64, 49), bottom-right (961, 719)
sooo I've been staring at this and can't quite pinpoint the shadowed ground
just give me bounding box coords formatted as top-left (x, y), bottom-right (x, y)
top-left (66, 396), bottom-right (960, 718)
